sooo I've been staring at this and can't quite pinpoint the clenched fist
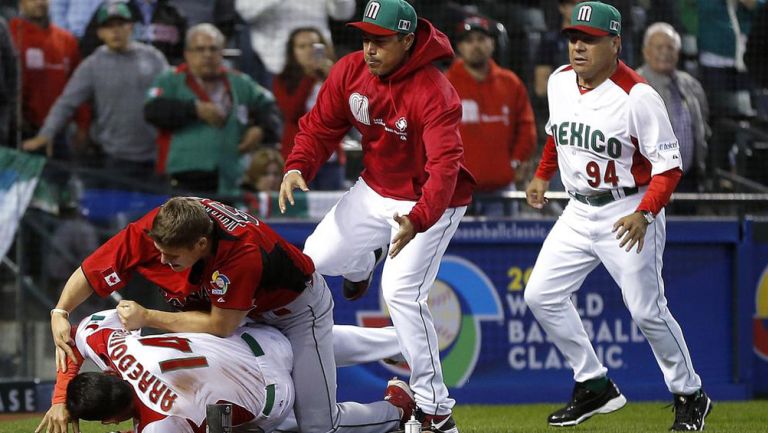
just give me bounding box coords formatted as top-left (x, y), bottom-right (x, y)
top-left (117, 300), bottom-right (148, 330)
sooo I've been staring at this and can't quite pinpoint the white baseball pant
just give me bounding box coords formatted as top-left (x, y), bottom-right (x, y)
top-left (524, 192), bottom-right (702, 395)
top-left (260, 272), bottom-right (400, 433)
top-left (305, 178), bottom-right (465, 416)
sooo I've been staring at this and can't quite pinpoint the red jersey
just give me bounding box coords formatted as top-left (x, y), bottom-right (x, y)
top-left (284, 18), bottom-right (476, 233)
top-left (445, 59), bottom-right (537, 192)
top-left (9, 18), bottom-right (81, 129)
top-left (81, 198), bottom-right (315, 313)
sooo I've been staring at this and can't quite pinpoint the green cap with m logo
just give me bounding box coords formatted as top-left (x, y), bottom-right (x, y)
top-left (564, 1), bottom-right (621, 37)
top-left (348, 0), bottom-right (418, 36)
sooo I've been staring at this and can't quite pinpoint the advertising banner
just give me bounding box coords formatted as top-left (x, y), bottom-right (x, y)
top-left (273, 219), bottom-right (749, 404)
top-left (750, 220), bottom-right (768, 395)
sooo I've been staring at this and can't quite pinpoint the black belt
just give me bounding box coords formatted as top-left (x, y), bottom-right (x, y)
top-left (569, 187), bottom-right (638, 207)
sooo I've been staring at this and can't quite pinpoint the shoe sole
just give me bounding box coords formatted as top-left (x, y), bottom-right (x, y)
top-left (343, 246), bottom-right (388, 301)
top-left (549, 394), bottom-right (627, 427)
top-left (343, 280), bottom-right (370, 301)
top-left (699, 397), bottom-right (713, 431)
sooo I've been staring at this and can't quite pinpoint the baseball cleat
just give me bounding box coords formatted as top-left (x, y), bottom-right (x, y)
top-left (670, 389), bottom-right (712, 431)
top-left (342, 245), bottom-right (388, 301)
top-left (422, 412), bottom-right (460, 433)
top-left (384, 377), bottom-right (416, 424)
top-left (548, 378), bottom-right (627, 427)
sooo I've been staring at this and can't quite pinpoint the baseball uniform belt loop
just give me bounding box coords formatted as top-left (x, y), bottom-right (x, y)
top-left (569, 186), bottom-right (639, 206)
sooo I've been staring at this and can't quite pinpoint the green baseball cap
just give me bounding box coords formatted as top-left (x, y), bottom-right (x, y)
top-left (96, 2), bottom-right (133, 26)
top-left (564, 1), bottom-right (621, 37)
top-left (348, 0), bottom-right (417, 36)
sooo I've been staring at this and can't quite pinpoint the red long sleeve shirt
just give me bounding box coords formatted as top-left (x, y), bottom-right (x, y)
top-left (10, 18), bottom-right (87, 130)
top-left (284, 18), bottom-right (476, 233)
top-left (446, 59), bottom-right (536, 191)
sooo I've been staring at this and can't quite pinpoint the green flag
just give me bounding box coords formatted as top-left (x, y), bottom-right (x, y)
top-left (0, 148), bottom-right (46, 259)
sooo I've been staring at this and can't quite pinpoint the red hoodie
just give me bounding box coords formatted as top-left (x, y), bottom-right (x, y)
top-left (285, 18), bottom-right (476, 233)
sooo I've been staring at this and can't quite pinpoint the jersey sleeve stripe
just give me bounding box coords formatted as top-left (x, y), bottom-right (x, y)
top-left (262, 384), bottom-right (276, 416)
top-left (241, 333), bottom-right (265, 357)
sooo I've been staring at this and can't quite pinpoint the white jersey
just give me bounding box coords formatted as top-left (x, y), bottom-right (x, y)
top-left (74, 310), bottom-right (294, 433)
top-left (546, 61), bottom-right (682, 195)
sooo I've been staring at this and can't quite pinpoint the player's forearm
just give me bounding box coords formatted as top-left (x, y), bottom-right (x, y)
top-left (143, 309), bottom-right (238, 337)
top-left (51, 348), bottom-right (84, 404)
top-left (55, 267), bottom-right (94, 312)
top-left (636, 168), bottom-right (682, 215)
top-left (534, 135), bottom-right (558, 180)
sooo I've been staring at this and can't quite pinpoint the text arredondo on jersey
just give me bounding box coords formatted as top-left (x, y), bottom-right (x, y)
top-left (108, 331), bottom-right (179, 411)
top-left (505, 291), bottom-right (646, 371)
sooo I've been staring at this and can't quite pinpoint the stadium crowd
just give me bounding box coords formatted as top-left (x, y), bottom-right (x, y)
top-left (0, 0), bottom-right (766, 217)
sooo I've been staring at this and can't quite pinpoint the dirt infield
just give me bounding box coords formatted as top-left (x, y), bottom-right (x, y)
top-left (0, 412), bottom-right (41, 421)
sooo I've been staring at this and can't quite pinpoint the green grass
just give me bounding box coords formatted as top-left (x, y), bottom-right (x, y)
top-left (1, 401), bottom-right (766, 433)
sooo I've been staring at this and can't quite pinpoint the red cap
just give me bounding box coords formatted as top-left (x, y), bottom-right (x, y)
top-left (563, 24), bottom-right (610, 37)
top-left (347, 21), bottom-right (398, 36)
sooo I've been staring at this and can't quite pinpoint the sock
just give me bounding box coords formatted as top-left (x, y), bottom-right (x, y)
top-left (583, 376), bottom-right (609, 392)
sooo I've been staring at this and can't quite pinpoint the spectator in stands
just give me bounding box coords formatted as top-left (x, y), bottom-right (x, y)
top-left (22, 2), bottom-right (167, 183)
top-left (535, 0), bottom-right (577, 98)
top-left (638, 22), bottom-right (710, 192)
top-left (11, 0), bottom-right (86, 158)
top-left (243, 147), bottom-right (284, 192)
top-left (168, 0), bottom-right (237, 38)
top-left (235, 0), bottom-right (355, 88)
top-left (43, 202), bottom-right (99, 297)
top-left (144, 23), bottom-right (281, 196)
top-left (50, 0), bottom-right (101, 38)
top-left (273, 27), bottom-right (345, 190)
top-left (0, 15), bottom-right (15, 146)
top-left (446, 15), bottom-right (536, 214)
top-left (697, 0), bottom-right (764, 117)
top-left (80, 0), bottom-right (187, 65)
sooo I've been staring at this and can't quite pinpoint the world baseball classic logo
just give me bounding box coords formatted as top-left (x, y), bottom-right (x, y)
top-left (357, 256), bottom-right (503, 386)
top-left (754, 265), bottom-right (768, 360)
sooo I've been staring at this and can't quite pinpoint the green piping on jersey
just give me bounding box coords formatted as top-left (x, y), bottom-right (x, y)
top-left (263, 384), bottom-right (275, 416)
top-left (241, 333), bottom-right (265, 357)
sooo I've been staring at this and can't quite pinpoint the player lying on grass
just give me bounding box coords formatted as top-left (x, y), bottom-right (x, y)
top-left (37, 309), bottom-right (405, 433)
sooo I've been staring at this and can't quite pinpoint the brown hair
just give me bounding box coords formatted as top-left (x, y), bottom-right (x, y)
top-left (148, 197), bottom-right (213, 248)
top-left (244, 148), bottom-right (285, 191)
top-left (278, 27), bottom-right (335, 94)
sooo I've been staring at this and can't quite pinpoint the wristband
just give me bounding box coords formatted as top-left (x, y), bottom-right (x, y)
top-left (50, 308), bottom-right (70, 318)
top-left (283, 169), bottom-right (302, 180)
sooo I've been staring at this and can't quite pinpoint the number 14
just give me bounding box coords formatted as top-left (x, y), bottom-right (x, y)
top-left (586, 160), bottom-right (619, 187)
